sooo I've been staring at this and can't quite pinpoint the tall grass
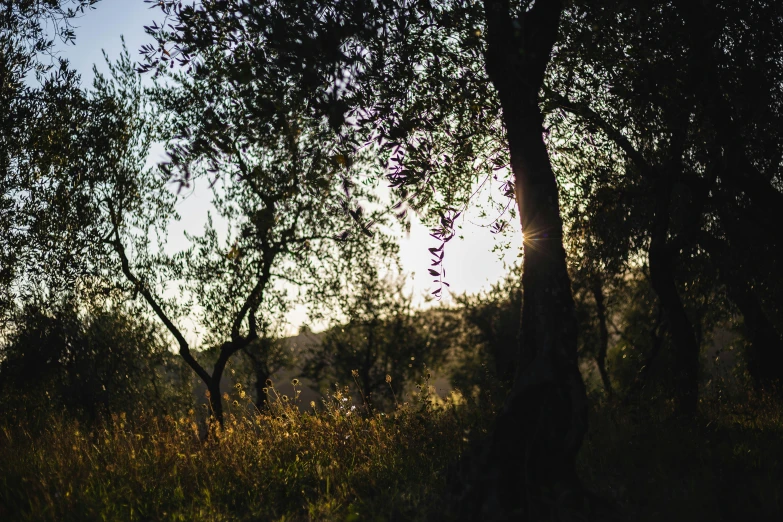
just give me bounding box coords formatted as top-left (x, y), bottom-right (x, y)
top-left (0, 378), bottom-right (484, 522)
top-left (2, 378), bottom-right (782, 521)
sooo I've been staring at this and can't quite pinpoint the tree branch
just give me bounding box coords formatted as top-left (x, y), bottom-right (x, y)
top-left (106, 202), bottom-right (212, 386)
top-left (544, 86), bottom-right (651, 174)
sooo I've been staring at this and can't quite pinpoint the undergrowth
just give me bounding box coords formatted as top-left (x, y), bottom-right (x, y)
top-left (2, 379), bottom-right (782, 521)
top-left (579, 392), bottom-right (783, 522)
top-left (0, 378), bottom-right (487, 522)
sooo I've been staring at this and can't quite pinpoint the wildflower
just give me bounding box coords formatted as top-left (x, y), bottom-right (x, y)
top-left (351, 369), bottom-right (359, 378)
top-left (239, 390), bottom-right (246, 399)
top-left (386, 374), bottom-right (392, 384)
top-left (291, 378), bottom-right (300, 386)
top-left (265, 379), bottom-right (273, 387)
top-left (310, 401), bottom-right (316, 409)
top-left (223, 392), bottom-right (230, 401)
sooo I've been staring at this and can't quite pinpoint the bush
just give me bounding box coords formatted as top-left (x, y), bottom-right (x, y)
top-left (0, 298), bottom-right (192, 423)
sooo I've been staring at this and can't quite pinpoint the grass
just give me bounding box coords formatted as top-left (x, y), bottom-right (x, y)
top-left (579, 392), bottom-right (783, 522)
top-left (0, 379), bottom-right (486, 522)
top-left (1, 380), bottom-right (782, 521)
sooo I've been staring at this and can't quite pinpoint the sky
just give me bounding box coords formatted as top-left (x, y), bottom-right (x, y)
top-left (56, 0), bottom-right (522, 334)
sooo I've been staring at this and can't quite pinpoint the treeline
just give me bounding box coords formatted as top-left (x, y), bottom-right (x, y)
top-left (0, 258), bottom-right (762, 425)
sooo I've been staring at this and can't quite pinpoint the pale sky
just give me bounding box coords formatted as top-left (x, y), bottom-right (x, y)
top-left (57, 0), bottom-right (521, 335)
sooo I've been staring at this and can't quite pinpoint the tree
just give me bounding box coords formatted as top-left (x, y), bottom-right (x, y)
top-left (1, 0), bottom-right (102, 318)
top-left (2, 2), bottom-right (394, 426)
top-left (141, 0), bottom-right (590, 516)
top-left (0, 292), bottom-right (191, 421)
top-left (304, 264), bottom-right (451, 411)
top-left (103, 45), bottom-right (393, 423)
top-left (545, 0), bottom-right (783, 406)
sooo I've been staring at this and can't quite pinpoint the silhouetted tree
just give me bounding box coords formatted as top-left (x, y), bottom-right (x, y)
top-left (1, 0), bottom-right (103, 318)
top-left (305, 265), bottom-right (451, 411)
top-left (102, 50), bottom-right (392, 423)
top-left (141, 0), bottom-right (589, 516)
top-left (0, 293), bottom-right (191, 420)
top-left (545, 0), bottom-right (783, 408)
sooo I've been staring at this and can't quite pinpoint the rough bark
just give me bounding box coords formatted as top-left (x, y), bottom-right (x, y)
top-left (466, 1), bottom-right (589, 518)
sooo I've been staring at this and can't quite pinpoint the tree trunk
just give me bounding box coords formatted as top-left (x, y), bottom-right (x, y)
top-left (243, 340), bottom-right (272, 406)
top-left (207, 380), bottom-right (223, 423)
top-left (592, 281), bottom-right (613, 398)
top-left (701, 234), bottom-right (783, 394)
top-left (648, 176), bottom-right (700, 417)
top-left (728, 284), bottom-right (783, 394)
top-left (207, 341), bottom-right (243, 425)
top-left (468, 1), bottom-right (589, 518)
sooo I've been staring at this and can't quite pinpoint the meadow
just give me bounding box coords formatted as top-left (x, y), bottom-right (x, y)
top-left (2, 378), bottom-right (781, 521)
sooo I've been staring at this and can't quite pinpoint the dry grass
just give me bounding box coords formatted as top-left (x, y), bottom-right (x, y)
top-left (0, 379), bottom-right (484, 522)
top-left (2, 378), bottom-right (782, 521)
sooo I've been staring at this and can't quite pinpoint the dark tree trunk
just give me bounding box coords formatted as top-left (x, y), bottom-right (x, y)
top-left (207, 380), bottom-right (223, 422)
top-left (648, 176), bottom-right (700, 417)
top-left (467, 1), bottom-right (589, 518)
top-left (592, 281), bottom-right (613, 398)
top-left (111, 208), bottom-right (265, 428)
top-left (728, 284), bottom-right (783, 394)
top-left (207, 341), bottom-right (241, 424)
top-left (701, 234), bottom-right (783, 394)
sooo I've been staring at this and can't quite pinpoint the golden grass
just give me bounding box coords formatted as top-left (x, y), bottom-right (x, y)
top-left (2, 379), bottom-right (782, 521)
top-left (0, 380), bottom-right (482, 522)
